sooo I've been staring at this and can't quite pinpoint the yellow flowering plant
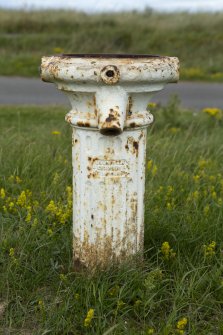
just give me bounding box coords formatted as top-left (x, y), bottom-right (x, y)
top-left (147, 159), bottom-right (158, 177)
top-left (161, 242), bottom-right (176, 261)
top-left (84, 308), bottom-right (94, 327)
top-left (45, 186), bottom-right (72, 224)
top-left (176, 317), bottom-right (188, 334)
top-left (51, 130), bottom-right (61, 135)
top-left (202, 107), bottom-right (222, 120)
top-left (203, 241), bottom-right (216, 258)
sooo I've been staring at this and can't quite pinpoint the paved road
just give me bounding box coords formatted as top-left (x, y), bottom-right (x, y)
top-left (0, 76), bottom-right (222, 109)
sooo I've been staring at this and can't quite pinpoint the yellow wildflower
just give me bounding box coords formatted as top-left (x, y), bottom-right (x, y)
top-left (32, 200), bottom-right (39, 208)
top-left (66, 186), bottom-right (72, 197)
top-left (46, 200), bottom-right (58, 215)
top-left (51, 130), bottom-right (61, 135)
top-left (108, 285), bottom-right (119, 297)
top-left (8, 202), bottom-right (14, 210)
top-left (158, 186), bottom-right (163, 193)
top-left (25, 211), bottom-right (32, 223)
top-left (147, 328), bottom-right (155, 335)
top-left (52, 172), bottom-right (60, 185)
top-left (203, 190), bottom-right (208, 197)
top-left (218, 198), bottom-right (222, 206)
top-left (32, 218), bottom-right (38, 227)
top-left (74, 293), bottom-right (80, 300)
top-left (152, 165), bottom-right (158, 177)
top-left (9, 247), bottom-right (18, 264)
top-left (47, 228), bottom-right (53, 236)
top-left (166, 202), bottom-right (172, 210)
top-left (203, 241), bottom-right (216, 257)
top-left (193, 175), bottom-right (200, 183)
top-left (202, 107), bottom-right (222, 119)
top-left (8, 175), bottom-right (14, 182)
top-left (147, 160), bottom-right (153, 171)
top-left (45, 189), bottom-right (72, 224)
top-left (66, 186), bottom-right (72, 207)
top-left (209, 175), bottom-right (216, 183)
top-left (192, 190), bottom-right (199, 201)
top-left (17, 191), bottom-right (27, 207)
top-left (84, 308), bottom-right (94, 327)
top-left (169, 127), bottom-right (180, 134)
top-left (53, 47), bottom-right (64, 54)
top-left (147, 102), bottom-right (157, 109)
top-left (38, 300), bottom-right (45, 312)
top-left (15, 176), bottom-right (22, 184)
top-left (167, 186), bottom-right (174, 195)
top-left (203, 205), bottom-right (210, 216)
top-left (161, 242), bottom-right (176, 260)
top-left (59, 212), bottom-right (70, 224)
top-left (8, 175), bottom-right (22, 183)
top-left (134, 299), bottom-right (142, 307)
top-left (176, 317), bottom-right (188, 334)
top-left (59, 274), bottom-right (67, 282)
top-left (117, 300), bottom-right (125, 309)
top-left (198, 158), bottom-right (209, 170)
top-left (210, 185), bottom-right (215, 192)
top-left (9, 248), bottom-right (15, 257)
top-left (0, 188), bottom-right (5, 199)
top-left (212, 191), bottom-right (217, 199)
top-left (166, 199), bottom-right (175, 210)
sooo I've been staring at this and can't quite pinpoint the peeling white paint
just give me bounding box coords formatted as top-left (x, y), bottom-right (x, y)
top-left (41, 54), bottom-right (179, 270)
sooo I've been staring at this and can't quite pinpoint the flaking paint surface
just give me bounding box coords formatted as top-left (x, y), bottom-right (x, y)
top-left (72, 128), bottom-right (146, 270)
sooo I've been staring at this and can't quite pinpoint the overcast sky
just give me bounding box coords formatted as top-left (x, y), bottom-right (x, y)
top-left (1, 0), bottom-right (223, 12)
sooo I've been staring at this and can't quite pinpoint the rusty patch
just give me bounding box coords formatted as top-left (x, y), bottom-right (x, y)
top-left (77, 121), bottom-right (90, 127)
top-left (101, 106), bottom-right (121, 134)
top-left (73, 256), bottom-right (86, 272)
top-left (65, 114), bottom-right (72, 124)
top-left (105, 147), bottom-right (115, 155)
top-left (105, 109), bottom-right (117, 122)
top-left (73, 234), bottom-right (141, 271)
top-left (93, 95), bottom-right (98, 116)
top-left (127, 96), bottom-right (133, 115)
top-left (129, 122), bottom-right (136, 128)
top-left (133, 141), bottom-right (139, 151)
top-left (51, 64), bottom-right (60, 78)
top-left (126, 137), bottom-right (139, 157)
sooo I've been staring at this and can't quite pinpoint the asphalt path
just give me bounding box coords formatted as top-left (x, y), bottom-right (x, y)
top-left (0, 76), bottom-right (222, 110)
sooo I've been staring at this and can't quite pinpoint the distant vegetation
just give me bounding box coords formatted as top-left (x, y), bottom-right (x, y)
top-left (0, 10), bottom-right (223, 80)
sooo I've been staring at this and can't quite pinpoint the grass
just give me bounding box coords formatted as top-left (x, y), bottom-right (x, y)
top-left (0, 10), bottom-right (223, 81)
top-left (0, 102), bottom-right (223, 334)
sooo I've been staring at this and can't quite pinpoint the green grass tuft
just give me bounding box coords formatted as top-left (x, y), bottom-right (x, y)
top-left (0, 103), bottom-right (223, 334)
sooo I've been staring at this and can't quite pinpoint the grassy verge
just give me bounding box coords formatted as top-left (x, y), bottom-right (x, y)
top-left (0, 10), bottom-right (223, 81)
top-left (0, 103), bottom-right (223, 334)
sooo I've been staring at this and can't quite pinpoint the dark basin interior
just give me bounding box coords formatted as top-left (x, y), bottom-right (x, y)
top-left (59, 54), bottom-right (161, 58)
